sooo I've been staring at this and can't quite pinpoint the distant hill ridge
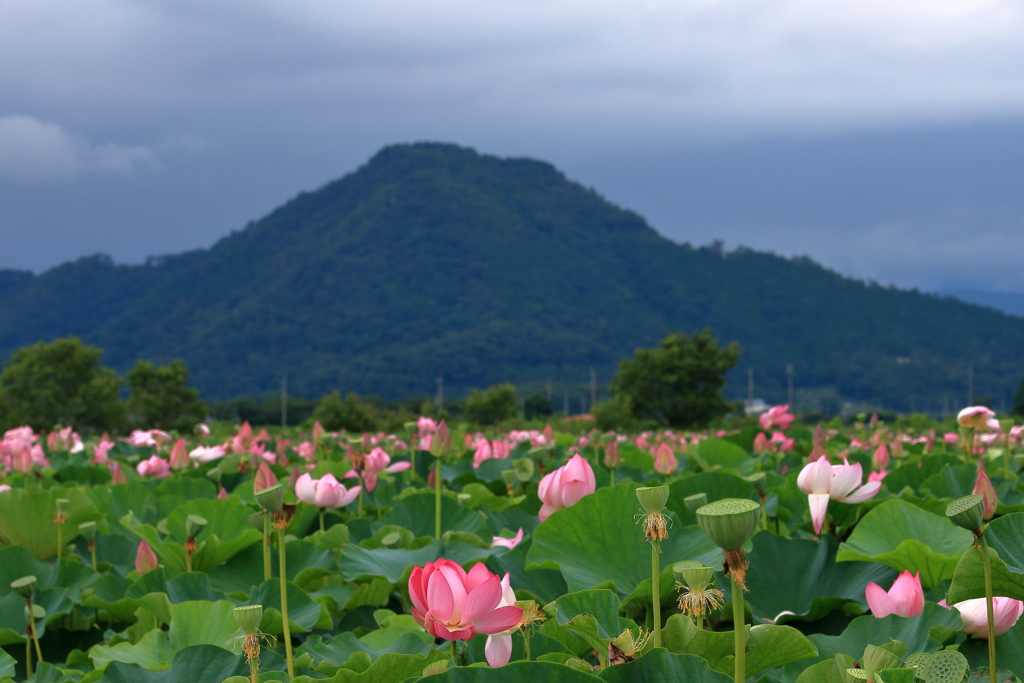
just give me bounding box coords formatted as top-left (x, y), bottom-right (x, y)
top-left (1, 142), bottom-right (1023, 411)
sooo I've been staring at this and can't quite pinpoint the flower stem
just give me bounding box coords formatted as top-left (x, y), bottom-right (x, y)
top-left (651, 540), bottom-right (661, 648)
top-left (524, 629), bottom-right (532, 661)
top-left (732, 573), bottom-right (746, 683)
top-left (262, 512), bottom-right (271, 582)
top-left (979, 533), bottom-right (997, 683)
top-left (318, 508), bottom-right (325, 533)
top-left (435, 461), bottom-right (443, 540)
top-left (28, 598), bottom-right (43, 663)
top-left (57, 523), bottom-right (62, 561)
top-left (277, 529), bottom-right (293, 678)
top-left (358, 477), bottom-right (364, 517)
top-left (450, 639), bottom-right (458, 666)
top-left (90, 543), bottom-right (97, 571)
top-left (25, 636), bottom-right (32, 679)
top-left (696, 613), bottom-right (704, 631)
top-left (186, 550), bottom-right (192, 573)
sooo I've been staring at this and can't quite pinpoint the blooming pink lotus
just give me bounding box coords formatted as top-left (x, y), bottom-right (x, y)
top-left (345, 447), bottom-right (411, 492)
top-left (865, 570), bottom-right (924, 618)
top-left (408, 559), bottom-right (522, 645)
top-left (973, 461), bottom-right (997, 520)
top-left (490, 528), bottom-right (524, 550)
top-left (759, 404), bottom-right (795, 431)
top-left (136, 455), bottom-right (171, 479)
top-left (537, 454), bottom-right (596, 522)
top-left (295, 472), bottom-right (360, 509)
top-left (194, 423), bottom-right (211, 437)
top-left (942, 597), bottom-right (1024, 638)
top-left (189, 444), bottom-right (226, 464)
top-left (653, 442), bottom-right (678, 475)
top-left (770, 431), bottom-right (795, 453)
top-left (943, 432), bottom-right (960, 445)
top-left (797, 457), bottom-right (881, 534)
top-left (295, 441), bottom-right (315, 462)
top-left (127, 430), bottom-right (171, 448)
top-left (473, 439), bottom-right (493, 468)
top-left (135, 540), bottom-right (159, 575)
top-left (958, 406), bottom-right (1000, 431)
top-left (484, 572), bottom-right (519, 667)
top-left (93, 437), bottom-right (115, 464)
top-left (1, 426), bottom-right (48, 473)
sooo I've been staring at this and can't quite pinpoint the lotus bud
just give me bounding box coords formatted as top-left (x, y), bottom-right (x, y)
top-left (233, 604), bottom-right (264, 635)
top-left (10, 576), bottom-right (37, 598)
top-left (696, 498), bottom-right (760, 551)
top-left (135, 540), bottom-right (159, 575)
top-left (744, 472), bottom-right (767, 492)
top-left (78, 521), bottom-right (97, 540)
top-left (185, 514), bottom-right (208, 538)
top-left (55, 498), bottom-right (69, 513)
top-left (636, 486), bottom-right (670, 514)
top-left (946, 494), bottom-right (985, 533)
top-left (604, 440), bottom-right (620, 468)
top-left (254, 461), bottom-right (278, 493)
top-left (429, 420), bottom-right (451, 458)
top-left (684, 492), bottom-right (708, 512)
top-left (254, 484), bottom-right (284, 513)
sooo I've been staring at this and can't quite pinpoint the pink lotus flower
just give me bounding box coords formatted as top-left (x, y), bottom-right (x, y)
top-left (48, 427), bottom-right (82, 453)
top-left (653, 442), bottom-right (678, 475)
top-left (958, 406), bottom-right (1000, 431)
top-left (295, 472), bottom-right (360, 508)
top-left (759, 404), bottom-right (795, 431)
top-left (537, 454), bottom-right (596, 522)
top-left (753, 432), bottom-right (769, 455)
top-left (169, 439), bottom-right (190, 470)
top-left (473, 439), bottom-right (493, 468)
top-left (189, 444), bottom-right (226, 464)
top-left (93, 437), bottom-right (115, 464)
top-left (127, 430), bottom-right (171, 448)
top-left (491, 528), bottom-right (524, 550)
top-left (344, 447), bottom-right (411, 492)
top-left (865, 570), bottom-right (924, 618)
top-left (408, 559), bottom-right (522, 644)
top-left (770, 431), bottom-right (795, 453)
top-left (1, 426), bottom-right (48, 473)
top-left (135, 540), bottom-right (159, 575)
top-left (635, 435), bottom-right (649, 449)
top-left (603, 440), bottom-right (620, 468)
top-left (194, 423), bottom-right (211, 437)
top-left (872, 444), bottom-right (890, 471)
top-left (254, 461), bottom-right (278, 492)
top-left (136, 455), bottom-right (171, 479)
top-left (110, 461), bottom-right (128, 484)
top-left (868, 470), bottom-right (888, 483)
top-left (797, 457), bottom-right (882, 534)
top-left (943, 432), bottom-right (960, 445)
top-left (943, 597), bottom-right (1024, 638)
top-left (0, 484), bottom-right (11, 493)
top-left (295, 441), bottom-right (316, 462)
top-left (973, 461), bottom-right (997, 520)
top-left (485, 572), bottom-right (519, 668)
top-left (217, 487), bottom-right (229, 499)
top-left (808, 443), bottom-right (828, 463)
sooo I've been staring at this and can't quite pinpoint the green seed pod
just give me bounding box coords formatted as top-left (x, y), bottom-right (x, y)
top-left (380, 532), bottom-right (401, 548)
top-left (904, 653), bottom-right (930, 681)
top-left (25, 604), bottom-right (46, 621)
top-left (254, 484), bottom-right (284, 512)
top-left (674, 561), bottom-right (715, 589)
top-left (55, 498), bottom-right (70, 513)
top-left (500, 470), bottom-right (517, 487)
top-left (233, 604), bottom-right (264, 635)
top-left (946, 495), bottom-right (984, 532)
top-left (456, 493), bottom-right (472, 505)
top-left (922, 650), bottom-right (967, 683)
top-left (744, 472), bottom-right (767, 492)
top-left (78, 521), bottom-right (97, 540)
top-left (696, 498), bottom-right (760, 550)
top-left (636, 486), bottom-right (670, 514)
top-left (185, 515), bottom-right (208, 538)
top-left (10, 576), bottom-right (37, 598)
top-left (513, 457), bottom-right (535, 482)
top-left (684, 492), bottom-right (708, 513)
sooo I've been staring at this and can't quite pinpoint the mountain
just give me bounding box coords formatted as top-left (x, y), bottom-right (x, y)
top-left (946, 290), bottom-right (1024, 318)
top-left (2, 142), bottom-right (1023, 412)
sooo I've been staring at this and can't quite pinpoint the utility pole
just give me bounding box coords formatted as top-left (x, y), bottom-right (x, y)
top-left (281, 375), bottom-right (287, 428)
top-left (786, 364), bottom-right (794, 407)
top-left (967, 365), bottom-right (974, 405)
top-left (436, 374), bottom-right (444, 412)
top-left (590, 368), bottom-right (597, 408)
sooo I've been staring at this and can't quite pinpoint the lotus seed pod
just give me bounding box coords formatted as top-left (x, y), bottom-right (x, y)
top-left (673, 560), bottom-right (704, 584)
top-left (500, 470), bottom-right (517, 487)
top-left (185, 515), bottom-right (207, 538)
top-left (10, 575), bottom-right (36, 598)
top-left (25, 604), bottom-right (45, 621)
top-left (254, 484), bottom-right (284, 512)
top-left (696, 498), bottom-right (761, 550)
top-left (922, 650), bottom-right (967, 683)
top-left (684, 492), bottom-right (708, 513)
top-left (680, 564), bottom-right (715, 590)
top-left (904, 653), bottom-right (930, 681)
top-left (946, 494), bottom-right (984, 532)
top-left (610, 628), bottom-right (638, 657)
top-left (55, 498), bottom-right (69, 513)
top-left (456, 493), bottom-right (472, 505)
top-left (381, 532), bottom-right (401, 547)
top-left (513, 457), bottom-right (535, 482)
top-left (636, 486), bottom-right (670, 514)
top-left (78, 521), bottom-right (97, 540)
top-left (233, 604), bottom-right (264, 635)
top-left (745, 472), bottom-right (767, 492)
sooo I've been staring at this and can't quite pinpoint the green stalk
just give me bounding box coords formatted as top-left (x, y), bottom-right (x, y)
top-left (435, 461), bottom-right (443, 540)
top-left (318, 509), bottom-right (325, 533)
top-left (759, 493), bottom-right (768, 531)
top-left (978, 533), bottom-right (997, 683)
top-left (25, 636), bottom-right (32, 679)
top-left (277, 529), bottom-right (293, 678)
top-left (732, 574), bottom-right (745, 683)
top-left (89, 542), bottom-right (97, 571)
top-left (262, 512), bottom-right (272, 582)
top-left (410, 449), bottom-right (416, 482)
top-left (28, 599), bottom-right (43, 663)
top-left (651, 540), bottom-right (661, 648)
top-left (358, 476), bottom-right (365, 518)
top-left (696, 613), bottom-right (704, 631)
top-left (57, 523), bottom-right (62, 561)
top-left (186, 550), bottom-right (192, 573)
top-left (524, 628), bottom-right (531, 661)
top-left (450, 639), bottom-right (458, 666)
top-left (609, 467), bottom-right (615, 486)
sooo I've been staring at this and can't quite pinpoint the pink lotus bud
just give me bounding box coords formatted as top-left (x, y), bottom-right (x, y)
top-left (753, 432), bottom-right (769, 455)
top-left (537, 454), bottom-right (596, 522)
top-left (872, 444), bottom-right (890, 471)
top-left (169, 439), bottom-right (189, 470)
top-left (543, 424), bottom-right (554, 442)
top-left (603, 440), bottom-right (620, 468)
top-left (136, 455), bottom-right (171, 479)
top-left (808, 442), bottom-right (828, 463)
top-left (217, 487), bottom-right (228, 499)
top-left (653, 442), bottom-right (678, 475)
top-left (973, 461), bottom-right (997, 520)
top-left (865, 570), bottom-right (924, 618)
top-left (135, 540), bottom-right (159, 575)
top-left (254, 461), bottom-right (278, 493)
top-left (110, 461), bottom-right (128, 484)
top-left (813, 424), bottom-right (826, 447)
top-left (311, 420), bottom-right (326, 449)
top-left (948, 597), bottom-right (1024, 638)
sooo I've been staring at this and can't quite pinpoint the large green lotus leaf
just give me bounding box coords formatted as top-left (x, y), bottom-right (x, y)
top-left (794, 658), bottom-right (848, 683)
top-left (99, 644), bottom-right (248, 683)
top-left (123, 569), bottom-right (226, 604)
top-left (882, 455), bottom-right (961, 493)
top-left (90, 628), bottom-right (178, 670)
top-left (667, 473), bottom-right (758, 526)
top-left (528, 482), bottom-right (720, 595)
top-left (80, 573), bottom-right (173, 624)
top-left (154, 477), bottom-right (217, 500)
top-left (662, 615), bottom-right (818, 677)
top-left (485, 540), bottom-right (568, 605)
top-left (249, 579), bottom-right (332, 634)
top-left (337, 540), bottom-right (491, 583)
top-left (0, 487), bottom-right (106, 559)
top-left (980, 512), bottom-right (1024, 572)
top-left (599, 649), bottom-right (734, 683)
top-left (947, 545), bottom-right (1024, 603)
top-left (87, 484), bottom-right (158, 534)
top-left (419, 660), bottom-right (596, 683)
top-left (745, 534), bottom-right (895, 623)
top-left (698, 439), bottom-right (755, 476)
top-left (294, 650), bottom-right (449, 683)
top-left (119, 510), bottom-right (261, 574)
top-left (0, 649), bottom-right (14, 679)
top-left (919, 465), bottom-right (977, 499)
top-left (552, 589), bottom-right (622, 640)
top-left (168, 599), bottom-right (244, 650)
top-left (372, 491), bottom-right (488, 538)
top-left (0, 546), bottom-right (99, 600)
top-left (837, 500), bottom-right (973, 589)
top-left (299, 632), bottom-right (436, 669)
top-left (164, 498), bottom-right (261, 542)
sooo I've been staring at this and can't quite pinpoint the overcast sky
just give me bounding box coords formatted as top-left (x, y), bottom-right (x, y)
top-left (2, 0), bottom-right (1023, 294)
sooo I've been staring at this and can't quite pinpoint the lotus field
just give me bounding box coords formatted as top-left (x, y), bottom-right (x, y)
top-left (4, 407), bottom-right (1024, 683)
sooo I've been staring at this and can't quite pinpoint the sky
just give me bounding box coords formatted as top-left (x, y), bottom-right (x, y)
top-left (2, 0), bottom-right (1024, 294)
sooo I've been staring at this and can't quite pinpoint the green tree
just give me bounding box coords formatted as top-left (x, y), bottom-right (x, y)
top-left (524, 393), bottom-right (553, 420)
top-left (463, 383), bottom-right (520, 425)
top-left (610, 329), bottom-right (741, 429)
top-left (313, 391), bottom-right (378, 432)
top-left (126, 359), bottom-right (207, 431)
top-left (0, 337), bottom-right (126, 432)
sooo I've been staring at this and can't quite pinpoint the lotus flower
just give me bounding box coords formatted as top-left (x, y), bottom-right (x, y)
top-left (93, 437), bottom-right (114, 464)
top-left (345, 447), bottom-right (410, 492)
top-left (473, 439), bottom-right (493, 468)
top-left (295, 441), bottom-right (315, 462)
top-left (484, 572), bottom-right (519, 667)
top-left (872, 444), bottom-right (889, 471)
top-left (973, 461), bottom-right (997, 520)
top-left (0, 484), bottom-right (11, 492)
top-left (943, 597), bottom-right (1024, 638)
top-left (868, 470), bottom-right (888, 483)
top-left (797, 457), bottom-right (881, 534)
top-left (295, 472), bottom-right (360, 509)
top-left (490, 528), bottom-right (524, 550)
top-left (604, 440), bottom-right (620, 468)
top-left (759, 404), bottom-right (795, 431)
top-left (537, 454), bottom-right (596, 522)
top-left (110, 461), bottom-right (128, 484)
top-left (958, 406), bottom-right (1000, 431)
top-left (135, 540), bottom-right (159, 574)
top-left (189, 445), bottom-right (226, 464)
top-left (217, 487), bottom-right (229, 499)
top-left (770, 431), bottom-right (795, 453)
top-left (194, 423), bottom-right (211, 437)
top-left (653, 442), bottom-right (678, 475)
top-left (169, 439), bottom-right (189, 470)
top-left (254, 461), bottom-right (278, 492)
top-left (865, 570), bottom-right (924, 618)
top-left (127, 430), bottom-right (171, 448)
top-left (753, 432), bottom-right (769, 455)
top-left (408, 559), bottom-right (522, 645)
top-left (136, 455), bottom-right (171, 479)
